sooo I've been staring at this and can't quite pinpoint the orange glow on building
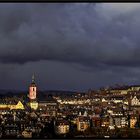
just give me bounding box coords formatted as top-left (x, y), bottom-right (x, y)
top-left (29, 74), bottom-right (37, 100)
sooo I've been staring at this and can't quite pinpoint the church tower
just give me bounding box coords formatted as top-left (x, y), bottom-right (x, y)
top-left (29, 74), bottom-right (37, 100)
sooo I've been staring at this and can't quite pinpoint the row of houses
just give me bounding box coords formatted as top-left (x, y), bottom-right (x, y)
top-left (102, 95), bottom-right (140, 107)
top-left (54, 113), bottom-right (140, 135)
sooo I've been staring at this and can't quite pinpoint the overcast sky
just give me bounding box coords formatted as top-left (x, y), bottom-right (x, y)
top-left (0, 3), bottom-right (140, 91)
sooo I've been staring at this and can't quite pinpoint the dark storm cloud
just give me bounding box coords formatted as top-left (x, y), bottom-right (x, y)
top-left (0, 3), bottom-right (140, 69)
top-left (1, 3), bottom-right (140, 91)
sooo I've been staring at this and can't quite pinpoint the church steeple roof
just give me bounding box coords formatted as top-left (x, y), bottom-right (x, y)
top-left (32, 74), bottom-right (35, 84)
top-left (31, 74), bottom-right (36, 86)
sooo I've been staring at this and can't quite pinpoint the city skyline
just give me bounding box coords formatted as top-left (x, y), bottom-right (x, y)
top-left (0, 3), bottom-right (140, 91)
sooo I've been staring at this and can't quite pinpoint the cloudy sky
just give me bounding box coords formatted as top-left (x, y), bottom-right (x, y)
top-left (0, 3), bottom-right (140, 91)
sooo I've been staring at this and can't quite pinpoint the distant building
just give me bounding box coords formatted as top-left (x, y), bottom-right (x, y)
top-left (112, 108), bottom-right (123, 116)
top-left (77, 116), bottom-right (90, 131)
top-left (38, 98), bottom-right (58, 117)
top-left (109, 85), bottom-right (140, 96)
top-left (109, 116), bottom-right (115, 130)
top-left (29, 101), bottom-right (38, 110)
top-left (101, 116), bottom-right (109, 127)
top-left (3, 122), bottom-right (20, 137)
top-left (131, 96), bottom-right (140, 106)
top-left (110, 96), bottom-right (124, 104)
top-left (114, 117), bottom-right (121, 128)
top-left (0, 101), bottom-right (24, 110)
top-left (92, 115), bottom-right (101, 128)
top-left (10, 101), bottom-right (25, 110)
top-left (121, 117), bottom-right (128, 128)
top-left (130, 115), bottom-right (137, 128)
top-left (130, 85), bottom-right (140, 91)
top-left (55, 120), bottom-right (70, 134)
top-left (22, 130), bottom-right (32, 138)
top-left (109, 86), bottom-right (130, 95)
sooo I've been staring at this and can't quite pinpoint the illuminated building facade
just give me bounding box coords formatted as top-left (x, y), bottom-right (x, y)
top-left (55, 120), bottom-right (70, 134)
top-left (29, 74), bottom-right (37, 100)
top-left (77, 117), bottom-right (90, 131)
top-left (0, 101), bottom-right (24, 110)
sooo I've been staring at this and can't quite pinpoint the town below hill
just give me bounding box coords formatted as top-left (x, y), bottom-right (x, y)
top-left (0, 83), bottom-right (140, 138)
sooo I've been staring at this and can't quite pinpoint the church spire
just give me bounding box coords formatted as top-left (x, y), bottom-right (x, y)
top-left (32, 74), bottom-right (35, 84)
